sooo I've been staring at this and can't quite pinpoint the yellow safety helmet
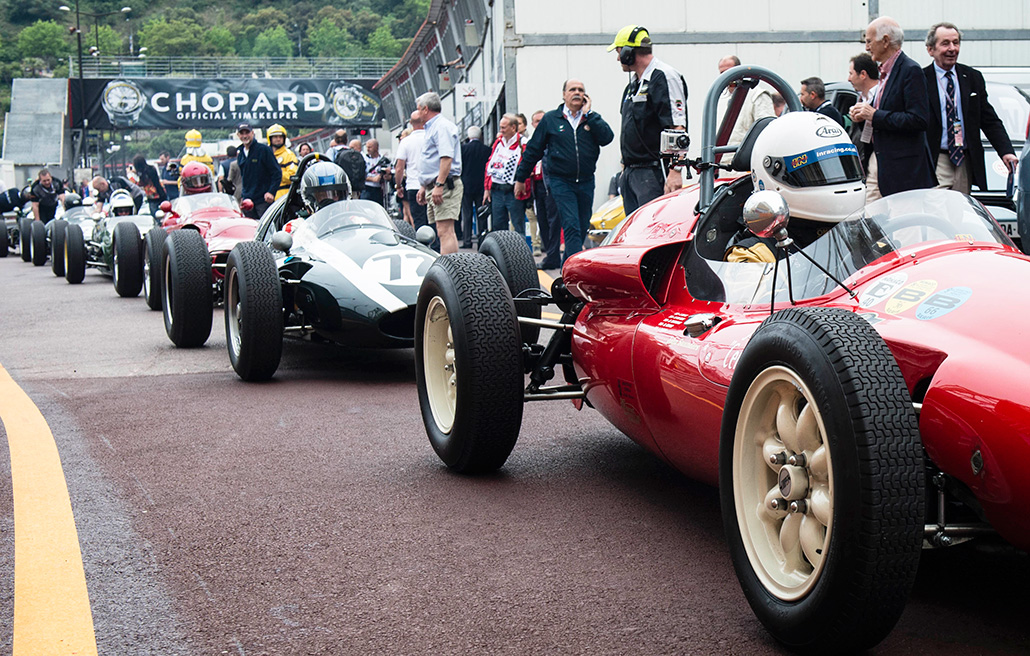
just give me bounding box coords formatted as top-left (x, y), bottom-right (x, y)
top-left (607, 25), bottom-right (651, 52)
top-left (185, 129), bottom-right (203, 148)
top-left (267, 124), bottom-right (287, 139)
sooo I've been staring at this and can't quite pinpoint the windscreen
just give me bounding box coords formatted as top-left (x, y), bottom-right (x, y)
top-left (306, 200), bottom-right (393, 237)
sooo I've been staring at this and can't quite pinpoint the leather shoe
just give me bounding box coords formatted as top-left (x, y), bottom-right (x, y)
top-left (537, 261), bottom-right (559, 270)
top-left (461, 241), bottom-right (472, 248)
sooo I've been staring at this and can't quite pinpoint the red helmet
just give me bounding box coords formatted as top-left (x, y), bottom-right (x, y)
top-left (180, 161), bottom-right (211, 194)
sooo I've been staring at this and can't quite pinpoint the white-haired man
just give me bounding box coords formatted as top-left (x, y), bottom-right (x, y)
top-left (849, 16), bottom-right (936, 202)
top-left (460, 125), bottom-right (490, 248)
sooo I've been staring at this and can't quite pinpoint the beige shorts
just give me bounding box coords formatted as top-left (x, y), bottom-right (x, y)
top-left (425, 178), bottom-right (463, 224)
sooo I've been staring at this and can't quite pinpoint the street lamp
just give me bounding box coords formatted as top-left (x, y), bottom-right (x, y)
top-left (59, 4), bottom-right (131, 169)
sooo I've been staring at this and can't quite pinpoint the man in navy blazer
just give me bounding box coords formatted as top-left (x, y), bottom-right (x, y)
top-left (922, 22), bottom-right (1017, 195)
top-left (849, 16), bottom-right (936, 202)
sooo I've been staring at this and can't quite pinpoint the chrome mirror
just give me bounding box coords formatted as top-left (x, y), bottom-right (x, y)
top-left (271, 230), bottom-right (293, 253)
top-left (415, 225), bottom-right (436, 246)
top-left (743, 190), bottom-right (790, 240)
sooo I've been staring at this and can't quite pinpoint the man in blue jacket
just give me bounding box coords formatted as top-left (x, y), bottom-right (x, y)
top-left (515, 79), bottom-right (614, 265)
top-left (235, 122), bottom-right (280, 219)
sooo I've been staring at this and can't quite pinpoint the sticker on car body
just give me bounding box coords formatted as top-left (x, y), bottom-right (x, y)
top-left (858, 273), bottom-right (908, 308)
top-left (916, 286), bottom-right (972, 320)
top-left (885, 279), bottom-right (938, 315)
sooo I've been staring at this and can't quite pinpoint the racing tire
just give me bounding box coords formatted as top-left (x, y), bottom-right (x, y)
top-left (19, 218), bottom-right (32, 261)
top-left (415, 254), bottom-right (524, 473)
top-left (719, 307), bottom-right (923, 653)
top-left (64, 224), bottom-right (86, 284)
top-left (162, 229), bottom-right (212, 347)
top-left (50, 220), bottom-right (67, 276)
top-left (479, 230), bottom-right (542, 344)
top-left (112, 221), bottom-right (144, 298)
top-left (224, 242), bottom-right (284, 381)
top-left (0, 221), bottom-right (8, 257)
top-left (393, 219), bottom-right (417, 240)
top-left (143, 228), bottom-right (167, 311)
top-left (30, 220), bottom-right (46, 266)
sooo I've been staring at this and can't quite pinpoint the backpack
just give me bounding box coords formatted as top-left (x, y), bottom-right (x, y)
top-left (335, 149), bottom-right (367, 198)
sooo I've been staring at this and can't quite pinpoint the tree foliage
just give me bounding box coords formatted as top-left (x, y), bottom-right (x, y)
top-left (17, 20), bottom-right (70, 66)
top-left (252, 26), bottom-right (293, 58)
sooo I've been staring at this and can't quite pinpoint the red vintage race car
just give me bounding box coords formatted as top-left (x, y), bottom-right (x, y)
top-left (143, 191), bottom-right (257, 347)
top-left (413, 66), bottom-right (1030, 652)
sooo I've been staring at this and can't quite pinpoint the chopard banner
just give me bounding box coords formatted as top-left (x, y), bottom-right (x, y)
top-left (68, 78), bottom-right (383, 130)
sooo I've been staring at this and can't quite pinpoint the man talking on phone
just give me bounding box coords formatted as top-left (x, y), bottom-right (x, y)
top-left (516, 79), bottom-right (614, 265)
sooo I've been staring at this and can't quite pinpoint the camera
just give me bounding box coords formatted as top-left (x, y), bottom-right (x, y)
top-left (660, 130), bottom-right (690, 156)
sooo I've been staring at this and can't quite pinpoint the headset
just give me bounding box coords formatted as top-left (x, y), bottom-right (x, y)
top-left (619, 26), bottom-right (649, 66)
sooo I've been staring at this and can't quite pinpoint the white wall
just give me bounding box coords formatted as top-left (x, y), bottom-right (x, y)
top-left (511, 0), bottom-right (1029, 207)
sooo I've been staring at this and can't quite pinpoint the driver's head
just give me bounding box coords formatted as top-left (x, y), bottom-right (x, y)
top-left (180, 161), bottom-right (211, 195)
top-left (301, 162), bottom-right (351, 211)
top-left (110, 191), bottom-right (134, 216)
top-left (750, 112), bottom-right (865, 223)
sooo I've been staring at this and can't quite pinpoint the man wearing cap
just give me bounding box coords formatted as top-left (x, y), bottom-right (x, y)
top-left (608, 25), bottom-right (688, 215)
top-left (235, 122), bottom-right (280, 219)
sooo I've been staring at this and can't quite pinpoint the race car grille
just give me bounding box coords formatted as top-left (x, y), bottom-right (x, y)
top-left (379, 306), bottom-right (416, 341)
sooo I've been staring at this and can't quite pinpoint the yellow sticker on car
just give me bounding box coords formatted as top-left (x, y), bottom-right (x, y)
top-left (885, 279), bottom-right (938, 315)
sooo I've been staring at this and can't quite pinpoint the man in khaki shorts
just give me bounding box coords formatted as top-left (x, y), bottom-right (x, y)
top-left (415, 91), bottom-right (463, 255)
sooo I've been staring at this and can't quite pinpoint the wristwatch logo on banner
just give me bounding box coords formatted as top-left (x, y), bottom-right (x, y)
top-left (325, 82), bottom-right (380, 124)
top-left (101, 79), bottom-right (147, 127)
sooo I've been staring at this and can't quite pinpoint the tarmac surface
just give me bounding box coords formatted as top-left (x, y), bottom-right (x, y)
top-left (0, 250), bottom-right (1028, 655)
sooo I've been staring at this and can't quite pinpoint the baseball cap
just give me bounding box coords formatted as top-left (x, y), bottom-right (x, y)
top-left (237, 122), bottom-right (252, 133)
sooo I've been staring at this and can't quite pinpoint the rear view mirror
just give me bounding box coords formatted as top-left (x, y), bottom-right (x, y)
top-left (271, 230), bottom-right (293, 253)
top-left (159, 200), bottom-right (172, 213)
top-left (241, 199), bottom-right (255, 212)
top-left (743, 190), bottom-right (790, 240)
top-left (415, 225), bottom-right (436, 246)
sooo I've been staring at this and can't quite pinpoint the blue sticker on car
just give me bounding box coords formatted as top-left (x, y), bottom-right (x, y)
top-left (784, 143), bottom-right (859, 172)
top-left (916, 286), bottom-right (972, 320)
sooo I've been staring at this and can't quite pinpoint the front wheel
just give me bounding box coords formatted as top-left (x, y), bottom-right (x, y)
top-left (50, 220), bottom-right (67, 276)
top-left (720, 307), bottom-right (923, 652)
top-left (143, 228), bottom-right (167, 311)
top-left (112, 221), bottom-right (143, 297)
top-left (415, 254), bottom-right (524, 473)
top-left (64, 224), bottom-right (86, 284)
top-left (162, 229), bottom-right (212, 347)
top-left (30, 220), bottom-right (46, 266)
top-left (479, 230), bottom-right (542, 344)
top-left (225, 242), bottom-right (284, 381)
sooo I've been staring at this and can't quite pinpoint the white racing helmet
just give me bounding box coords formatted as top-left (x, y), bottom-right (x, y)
top-left (751, 112), bottom-right (865, 223)
top-left (110, 189), bottom-right (135, 217)
top-left (301, 161), bottom-right (352, 210)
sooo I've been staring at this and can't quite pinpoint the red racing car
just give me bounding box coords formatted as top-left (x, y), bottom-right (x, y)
top-left (143, 182), bottom-right (257, 347)
top-left (413, 66), bottom-right (1030, 652)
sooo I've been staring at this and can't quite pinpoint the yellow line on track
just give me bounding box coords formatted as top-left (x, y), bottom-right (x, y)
top-left (0, 365), bottom-right (97, 656)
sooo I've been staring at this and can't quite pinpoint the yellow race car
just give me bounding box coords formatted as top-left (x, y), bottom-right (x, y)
top-left (586, 195), bottom-right (625, 245)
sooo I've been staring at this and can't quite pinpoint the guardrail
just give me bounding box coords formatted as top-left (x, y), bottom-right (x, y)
top-left (70, 56), bottom-right (396, 79)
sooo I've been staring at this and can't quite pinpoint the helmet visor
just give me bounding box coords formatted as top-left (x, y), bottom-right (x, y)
top-left (771, 144), bottom-right (863, 188)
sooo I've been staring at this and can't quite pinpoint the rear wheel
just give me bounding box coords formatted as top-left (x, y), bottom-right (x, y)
top-left (64, 224), bottom-right (86, 284)
top-left (479, 230), bottom-right (542, 344)
top-left (30, 220), bottom-right (46, 266)
top-left (19, 218), bottom-right (32, 261)
top-left (162, 229), bottom-right (212, 347)
top-left (225, 242), bottom-right (284, 381)
top-left (143, 228), bottom-right (167, 311)
top-left (50, 220), bottom-right (67, 275)
top-left (415, 254), bottom-right (524, 473)
top-left (393, 219), bottom-right (416, 240)
top-left (0, 222), bottom-right (8, 257)
top-left (720, 307), bottom-right (923, 652)
top-left (112, 221), bottom-right (143, 297)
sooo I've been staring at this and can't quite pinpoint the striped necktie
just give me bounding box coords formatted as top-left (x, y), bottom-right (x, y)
top-left (945, 71), bottom-right (964, 167)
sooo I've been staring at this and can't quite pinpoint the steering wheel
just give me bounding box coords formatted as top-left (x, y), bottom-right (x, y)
top-left (878, 213), bottom-right (956, 247)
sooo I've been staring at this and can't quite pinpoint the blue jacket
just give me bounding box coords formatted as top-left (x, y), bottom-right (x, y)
top-left (237, 141), bottom-right (280, 202)
top-left (516, 104), bottom-right (614, 183)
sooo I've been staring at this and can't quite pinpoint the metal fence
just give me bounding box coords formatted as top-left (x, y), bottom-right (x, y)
top-left (70, 56), bottom-right (396, 79)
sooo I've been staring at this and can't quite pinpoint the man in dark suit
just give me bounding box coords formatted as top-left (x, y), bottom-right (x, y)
top-left (846, 53), bottom-right (880, 174)
top-left (799, 77), bottom-right (845, 126)
top-left (922, 22), bottom-right (1017, 195)
top-left (459, 126), bottom-right (491, 248)
top-left (849, 16), bottom-right (936, 202)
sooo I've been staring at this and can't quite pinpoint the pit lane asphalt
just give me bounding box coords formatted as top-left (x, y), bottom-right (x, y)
top-left (0, 252), bottom-right (1027, 655)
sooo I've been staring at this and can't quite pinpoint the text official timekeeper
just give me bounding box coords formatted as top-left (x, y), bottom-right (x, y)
top-left (608, 24), bottom-right (689, 215)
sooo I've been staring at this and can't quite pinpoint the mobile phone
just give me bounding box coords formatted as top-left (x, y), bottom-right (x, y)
top-left (1007, 169), bottom-right (1015, 199)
